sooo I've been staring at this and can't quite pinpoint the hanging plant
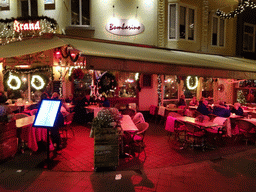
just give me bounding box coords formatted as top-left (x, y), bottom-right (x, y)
top-left (71, 68), bottom-right (84, 80)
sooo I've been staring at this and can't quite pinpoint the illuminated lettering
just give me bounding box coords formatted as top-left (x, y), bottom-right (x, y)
top-left (13, 20), bottom-right (41, 32)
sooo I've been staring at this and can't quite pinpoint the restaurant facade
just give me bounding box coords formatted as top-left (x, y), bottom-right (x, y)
top-left (1, 0), bottom-right (256, 111)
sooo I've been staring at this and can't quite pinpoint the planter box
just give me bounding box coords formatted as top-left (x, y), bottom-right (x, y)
top-left (94, 128), bottom-right (119, 170)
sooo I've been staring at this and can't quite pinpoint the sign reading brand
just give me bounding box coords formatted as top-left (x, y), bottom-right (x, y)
top-left (14, 20), bottom-right (40, 32)
top-left (105, 19), bottom-right (145, 36)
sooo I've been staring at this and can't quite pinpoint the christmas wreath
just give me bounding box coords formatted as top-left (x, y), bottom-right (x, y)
top-left (97, 72), bottom-right (117, 94)
top-left (71, 68), bottom-right (84, 80)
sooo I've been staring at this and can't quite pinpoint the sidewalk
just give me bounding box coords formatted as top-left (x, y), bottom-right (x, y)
top-left (1, 147), bottom-right (255, 192)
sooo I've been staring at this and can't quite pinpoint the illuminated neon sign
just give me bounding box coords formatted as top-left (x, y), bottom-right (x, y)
top-left (14, 20), bottom-right (40, 32)
top-left (106, 18), bottom-right (145, 36)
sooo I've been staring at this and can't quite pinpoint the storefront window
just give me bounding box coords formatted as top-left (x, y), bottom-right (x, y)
top-left (118, 72), bottom-right (138, 98)
top-left (164, 75), bottom-right (178, 99)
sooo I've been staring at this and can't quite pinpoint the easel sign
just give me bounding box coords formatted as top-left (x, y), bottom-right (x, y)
top-left (32, 99), bottom-right (61, 169)
top-left (33, 99), bottom-right (61, 128)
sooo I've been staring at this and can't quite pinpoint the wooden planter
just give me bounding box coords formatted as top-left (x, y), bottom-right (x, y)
top-left (0, 120), bottom-right (17, 161)
top-left (94, 127), bottom-right (119, 170)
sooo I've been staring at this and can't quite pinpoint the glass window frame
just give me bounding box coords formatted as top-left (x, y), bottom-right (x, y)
top-left (70, 0), bottom-right (90, 26)
top-left (211, 16), bottom-right (226, 47)
top-left (243, 23), bottom-right (255, 52)
top-left (168, 3), bottom-right (196, 41)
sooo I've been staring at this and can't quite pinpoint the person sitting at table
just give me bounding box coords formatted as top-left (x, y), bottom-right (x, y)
top-left (100, 96), bottom-right (110, 107)
top-left (65, 94), bottom-right (74, 104)
top-left (0, 95), bottom-right (13, 123)
top-left (197, 97), bottom-right (212, 116)
top-left (189, 96), bottom-right (199, 106)
top-left (177, 95), bottom-right (186, 107)
top-left (213, 101), bottom-right (231, 118)
top-left (121, 104), bottom-right (136, 119)
top-left (231, 102), bottom-right (243, 116)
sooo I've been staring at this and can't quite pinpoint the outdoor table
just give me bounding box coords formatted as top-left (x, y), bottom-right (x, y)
top-left (175, 116), bottom-right (219, 129)
top-left (85, 105), bottom-right (104, 118)
top-left (16, 115), bottom-right (54, 152)
top-left (9, 102), bottom-right (37, 113)
top-left (119, 115), bottom-right (138, 158)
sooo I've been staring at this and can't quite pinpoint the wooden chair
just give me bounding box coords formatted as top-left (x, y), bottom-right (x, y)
top-left (59, 112), bottom-right (75, 138)
top-left (130, 122), bottom-right (149, 158)
top-left (184, 121), bottom-right (206, 150)
top-left (132, 112), bottom-right (145, 125)
top-left (149, 105), bottom-right (158, 123)
top-left (235, 119), bottom-right (256, 145)
top-left (14, 113), bottom-right (30, 153)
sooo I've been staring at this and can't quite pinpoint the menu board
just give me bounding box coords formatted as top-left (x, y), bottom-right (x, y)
top-left (33, 99), bottom-right (61, 128)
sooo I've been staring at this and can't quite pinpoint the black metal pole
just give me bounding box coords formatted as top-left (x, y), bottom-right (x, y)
top-left (47, 128), bottom-right (50, 169)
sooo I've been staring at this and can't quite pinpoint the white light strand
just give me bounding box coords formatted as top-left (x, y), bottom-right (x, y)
top-left (186, 76), bottom-right (198, 90)
top-left (31, 75), bottom-right (45, 90)
top-left (7, 73), bottom-right (21, 90)
top-left (216, 0), bottom-right (256, 19)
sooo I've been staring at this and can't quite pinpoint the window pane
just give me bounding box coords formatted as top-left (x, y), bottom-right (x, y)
top-left (21, 1), bottom-right (29, 17)
top-left (188, 8), bottom-right (194, 40)
top-left (31, 0), bottom-right (38, 17)
top-left (118, 72), bottom-right (137, 98)
top-left (212, 17), bottom-right (218, 45)
top-left (71, 0), bottom-right (80, 25)
top-left (248, 35), bottom-right (254, 51)
top-left (219, 19), bottom-right (224, 46)
top-left (169, 4), bottom-right (176, 39)
top-left (180, 6), bottom-right (186, 39)
top-left (243, 34), bottom-right (249, 51)
top-left (82, 0), bottom-right (90, 25)
top-left (245, 25), bottom-right (254, 34)
top-left (164, 76), bottom-right (178, 99)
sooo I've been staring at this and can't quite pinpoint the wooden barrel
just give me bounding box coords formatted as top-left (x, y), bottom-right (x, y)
top-left (0, 120), bottom-right (17, 161)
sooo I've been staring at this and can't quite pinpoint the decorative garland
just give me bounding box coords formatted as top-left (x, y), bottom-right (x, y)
top-left (7, 73), bottom-right (21, 90)
top-left (0, 16), bottom-right (57, 25)
top-left (186, 76), bottom-right (198, 90)
top-left (157, 74), bottom-right (162, 106)
top-left (216, 0), bottom-right (256, 19)
top-left (31, 75), bottom-right (46, 90)
top-left (59, 46), bottom-right (80, 62)
top-left (3, 66), bottom-right (52, 75)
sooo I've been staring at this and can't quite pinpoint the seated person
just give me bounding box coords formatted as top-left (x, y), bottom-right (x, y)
top-left (100, 96), bottom-right (110, 107)
top-left (189, 96), bottom-right (199, 106)
top-left (213, 101), bottom-right (231, 118)
top-left (65, 94), bottom-right (74, 104)
top-left (177, 95), bottom-right (186, 107)
top-left (231, 102), bottom-right (243, 116)
top-left (0, 95), bottom-right (13, 123)
top-left (197, 97), bottom-right (212, 116)
top-left (121, 104), bottom-right (136, 119)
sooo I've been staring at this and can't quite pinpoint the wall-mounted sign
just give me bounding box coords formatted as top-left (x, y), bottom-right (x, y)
top-left (14, 20), bottom-right (40, 32)
top-left (105, 18), bottom-right (145, 36)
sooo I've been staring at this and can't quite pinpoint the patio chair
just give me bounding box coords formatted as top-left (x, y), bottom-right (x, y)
top-left (132, 112), bottom-right (145, 125)
top-left (29, 109), bottom-right (38, 116)
top-left (59, 112), bottom-right (75, 138)
top-left (149, 105), bottom-right (158, 123)
top-left (14, 113), bottom-right (31, 153)
top-left (130, 122), bottom-right (149, 157)
top-left (184, 121), bottom-right (206, 151)
top-left (234, 119), bottom-right (256, 145)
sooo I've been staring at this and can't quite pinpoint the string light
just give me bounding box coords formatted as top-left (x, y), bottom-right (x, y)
top-left (7, 73), bottom-right (21, 90)
top-left (216, 0), bottom-right (256, 19)
top-left (186, 76), bottom-right (198, 90)
top-left (31, 75), bottom-right (45, 90)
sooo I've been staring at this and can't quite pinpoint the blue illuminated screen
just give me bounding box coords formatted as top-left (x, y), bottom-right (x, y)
top-left (33, 99), bottom-right (61, 128)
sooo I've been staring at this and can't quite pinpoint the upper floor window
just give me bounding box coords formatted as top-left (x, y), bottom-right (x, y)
top-left (71, 0), bottom-right (90, 26)
top-left (164, 75), bottom-right (178, 100)
top-left (20, 0), bottom-right (38, 17)
top-left (243, 23), bottom-right (255, 52)
top-left (168, 3), bottom-right (195, 41)
top-left (212, 16), bottom-right (225, 47)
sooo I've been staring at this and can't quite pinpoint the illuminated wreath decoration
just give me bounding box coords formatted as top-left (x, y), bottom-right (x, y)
top-left (31, 75), bottom-right (46, 90)
top-left (97, 72), bottom-right (117, 94)
top-left (186, 76), bottom-right (198, 90)
top-left (7, 73), bottom-right (21, 90)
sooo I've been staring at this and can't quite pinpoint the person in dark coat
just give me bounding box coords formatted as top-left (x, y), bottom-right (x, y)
top-left (197, 97), bottom-right (212, 116)
top-left (100, 96), bottom-right (110, 107)
top-left (231, 103), bottom-right (243, 116)
top-left (213, 101), bottom-right (231, 118)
